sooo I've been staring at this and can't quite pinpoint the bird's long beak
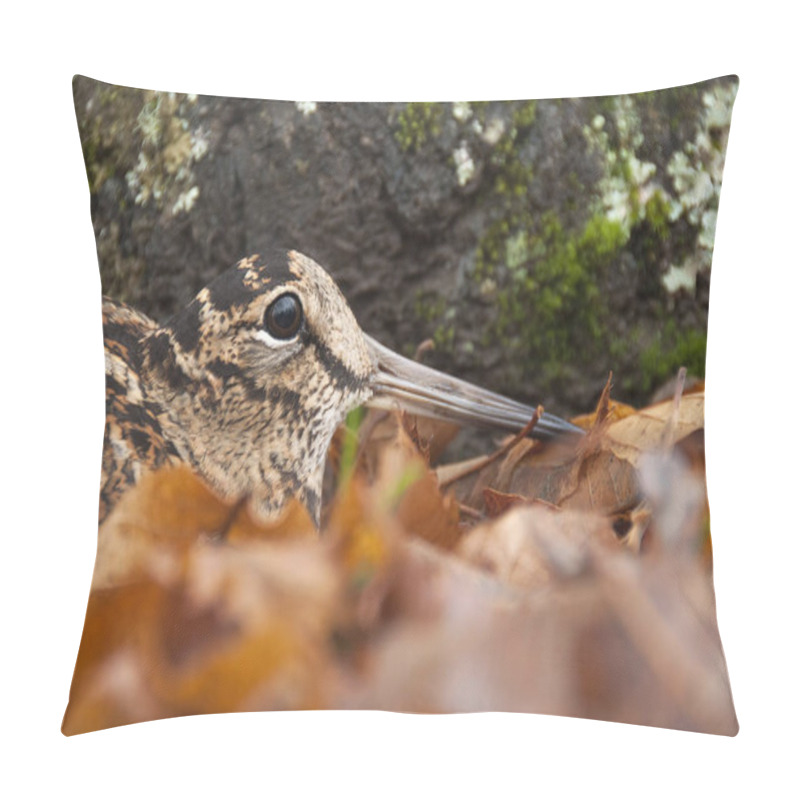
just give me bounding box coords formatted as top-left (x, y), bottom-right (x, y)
top-left (364, 335), bottom-right (583, 440)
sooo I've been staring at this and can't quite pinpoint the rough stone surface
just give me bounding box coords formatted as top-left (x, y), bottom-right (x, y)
top-left (73, 75), bottom-right (738, 415)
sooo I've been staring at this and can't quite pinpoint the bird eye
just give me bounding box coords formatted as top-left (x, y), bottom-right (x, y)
top-left (264, 293), bottom-right (303, 340)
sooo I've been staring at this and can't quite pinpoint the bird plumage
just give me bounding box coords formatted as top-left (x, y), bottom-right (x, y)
top-left (101, 250), bottom-right (374, 524)
top-left (100, 248), bottom-right (581, 526)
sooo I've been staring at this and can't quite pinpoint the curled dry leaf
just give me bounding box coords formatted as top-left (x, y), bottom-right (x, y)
top-left (440, 388), bottom-right (705, 521)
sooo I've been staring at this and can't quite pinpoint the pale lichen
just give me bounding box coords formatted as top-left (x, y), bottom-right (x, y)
top-left (136, 96), bottom-right (163, 145)
top-left (662, 252), bottom-right (703, 293)
top-left (452, 101), bottom-right (472, 122)
top-left (190, 128), bottom-right (209, 161)
top-left (296, 101), bottom-right (318, 116)
top-left (123, 91), bottom-right (210, 217)
top-left (504, 229), bottom-right (528, 271)
top-left (583, 95), bottom-right (658, 234)
top-left (171, 185), bottom-right (200, 215)
top-left (453, 142), bottom-right (475, 186)
top-left (481, 117), bottom-right (506, 145)
top-left (583, 82), bottom-right (737, 296)
top-left (662, 81), bottom-right (738, 291)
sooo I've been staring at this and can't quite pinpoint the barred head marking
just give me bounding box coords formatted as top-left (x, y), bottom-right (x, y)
top-left (143, 250), bottom-right (375, 523)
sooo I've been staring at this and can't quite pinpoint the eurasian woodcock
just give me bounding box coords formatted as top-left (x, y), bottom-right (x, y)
top-left (100, 250), bottom-right (580, 524)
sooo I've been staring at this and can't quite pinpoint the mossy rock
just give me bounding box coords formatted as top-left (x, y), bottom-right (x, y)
top-left (74, 75), bottom-right (737, 413)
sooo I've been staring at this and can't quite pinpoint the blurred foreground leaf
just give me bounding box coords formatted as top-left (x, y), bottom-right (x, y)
top-left (65, 381), bottom-right (735, 736)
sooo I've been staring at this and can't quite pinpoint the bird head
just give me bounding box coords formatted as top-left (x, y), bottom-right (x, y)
top-left (142, 250), bottom-right (581, 523)
top-left (143, 250), bottom-right (374, 522)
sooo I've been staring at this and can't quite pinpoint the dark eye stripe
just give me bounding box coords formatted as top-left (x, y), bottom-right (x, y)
top-left (264, 293), bottom-right (303, 339)
top-left (305, 330), bottom-right (364, 392)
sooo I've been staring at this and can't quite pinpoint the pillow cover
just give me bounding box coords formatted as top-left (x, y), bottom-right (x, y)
top-left (64, 75), bottom-right (738, 736)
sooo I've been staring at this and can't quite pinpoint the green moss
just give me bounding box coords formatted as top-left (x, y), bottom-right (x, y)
top-left (639, 320), bottom-right (707, 393)
top-left (486, 102), bottom-right (538, 190)
top-left (81, 136), bottom-right (102, 193)
top-left (394, 103), bottom-right (443, 153)
top-left (644, 190), bottom-right (671, 241)
top-left (413, 89), bottom-right (728, 402)
top-left (77, 83), bottom-right (148, 195)
top-left (413, 292), bottom-right (445, 323)
top-left (412, 292), bottom-right (455, 354)
top-left (580, 213), bottom-right (628, 257)
top-left (432, 323), bottom-right (456, 352)
top-left (513, 100), bottom-right (538, 129)
top-left (479, 210), bottom-right (627, 383)
top-left (469, 96), bottom-right (639, 383)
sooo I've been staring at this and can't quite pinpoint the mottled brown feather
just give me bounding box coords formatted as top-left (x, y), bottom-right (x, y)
top-left (100, 300), bottom-right (184, 522)
top-left (99, 251), bottom-right (375, 525)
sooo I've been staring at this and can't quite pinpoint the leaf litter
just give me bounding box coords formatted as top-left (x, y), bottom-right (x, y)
top-left (63, 372), bottom-right (736, 736)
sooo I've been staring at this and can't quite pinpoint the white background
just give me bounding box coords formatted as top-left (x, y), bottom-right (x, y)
top-left (3, 2), bottom-right (797, 797)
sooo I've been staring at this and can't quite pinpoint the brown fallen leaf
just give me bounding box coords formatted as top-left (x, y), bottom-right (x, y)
top-left (342, 528), bottom-right (736, 734)
top-left (458, 503), bottom-right (620, 590)
top-left (482, 487), bottom-right (529, 517)
top-left (359, 412), bottom-right (464, 550)
top-left (64, 536), bottom-right (341, 735)
top-left (65, 372), bottom-right (730, 738)
top-left (93, 466), bottom-right (316, 589)
top-left (604, 391), bottom-right (705, 464)
top-left (353, 408), bottom-right (461, 468)
top-left (439, 385), bottom-right (705, 521)
top-left (570, 399), bottom-right (638, 429)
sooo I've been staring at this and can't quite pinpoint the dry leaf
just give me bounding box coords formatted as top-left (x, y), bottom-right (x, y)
top-left (93, 466), bottom-right (316, 589)
top-left (366, 413), bottom-right (463, 550)
top-left (66, 376), bottom-right (733, 737)
top-left (439, 390), bottom-right (705, 520)
top-left (64, 537), bottom-right (340, 735)
top-left (458, 504), bottom-right (619, 589)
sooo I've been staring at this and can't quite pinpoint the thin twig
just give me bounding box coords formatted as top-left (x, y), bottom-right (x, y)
top-left (457, 503), bottom-right (484, 521)
top-left (414, 338), bottom-right (435, 361)
top-left (440, 405), bottom-right (544, 488)
top-left (660, 366), bottom-right (687, 449)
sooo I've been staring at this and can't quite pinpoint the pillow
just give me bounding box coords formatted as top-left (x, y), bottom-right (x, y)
top-left (64, 75), bottom-right (738, 736)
